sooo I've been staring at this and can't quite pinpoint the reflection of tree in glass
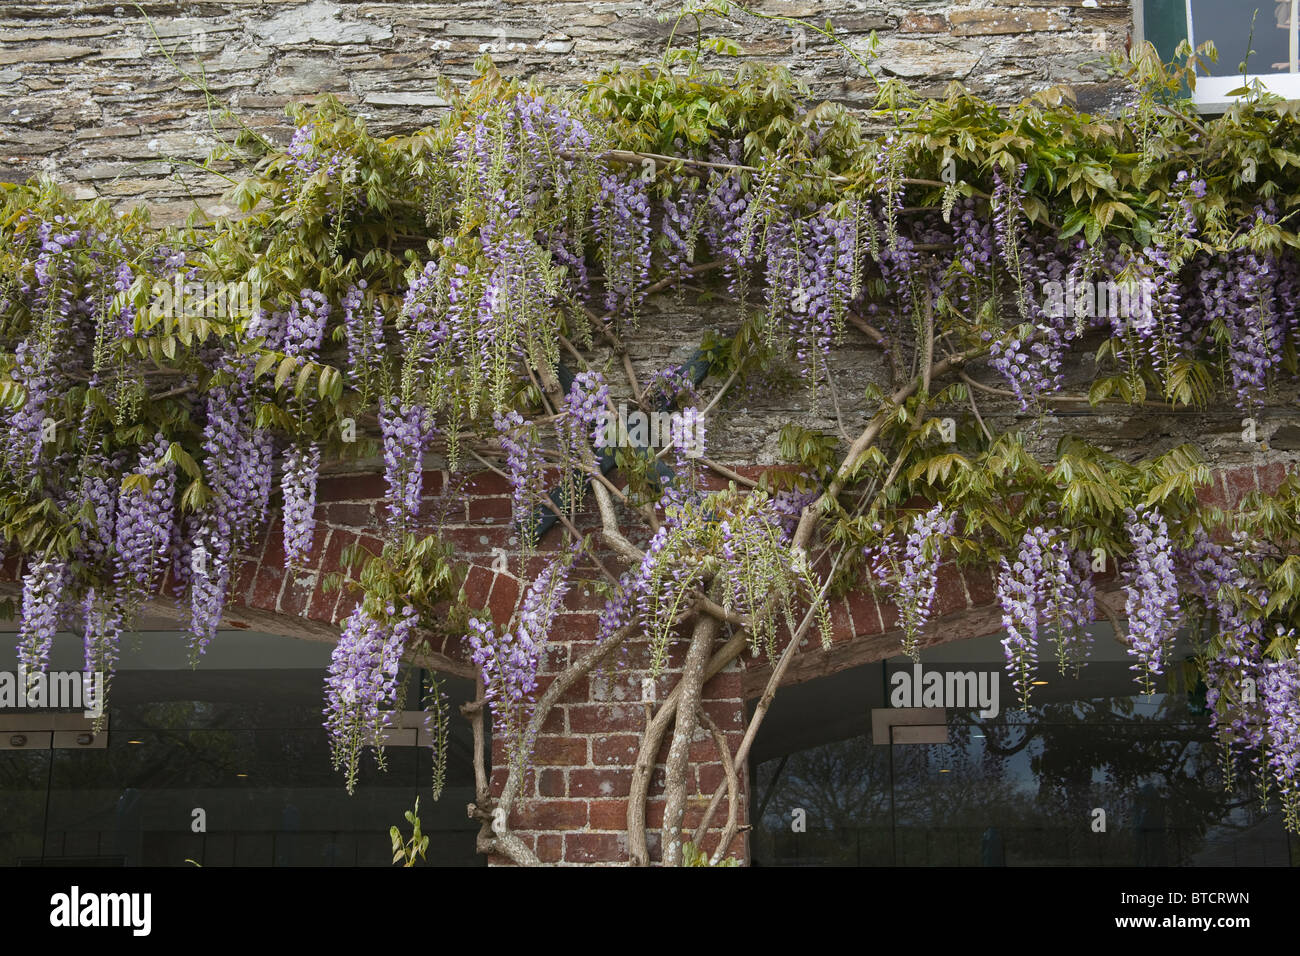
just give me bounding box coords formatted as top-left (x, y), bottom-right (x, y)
top-left (49, 701), bottom-right (245, 791)
top-left (757, 738), bottom-right (888, 833)
top-left (890, 744), bottom-right (1034, 829)
top-left (758, 737), bottom-right (1034, 833)
top-left (973, 696), bottom-right (1264, 864)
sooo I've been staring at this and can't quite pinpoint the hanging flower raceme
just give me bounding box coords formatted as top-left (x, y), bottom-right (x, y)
top-left (662, 178), bottom-right (707, 276)
top-left (5, 339), bottom-right (53, 471)
top-left (4, 218), bottom-right (90, 473)
top-left (273, 291), bottom-right (330, 573)
top-left (996, 527), bottom-right (1098, 707)
top-left (991, 162), bottom-right (1030, 317)
top-left (564, 370), bottom-right (609, 449)
top-left (475, 228), bottom-right (563, 414)
top-left (494, 409), bottom-right (546, 544)
top-left (113, 435), bottom-right (176, 607)
top-left (763, 213), bottom-right (799, 343)
top-left (81, 587), bottom-right (121, 723)
top-left (867, 504), bottom-right (956, 661)
top-left (187, 527), bottom-right (227, 660)
top-left (1042, 541), bottom-right (1097, 673)
top-left (189, 356), bottom-right (273, 658)
top-left (283, 288), bottom-right (330, 356)
top-left (997, 527), bottom-right (1050, 708)
top-left (1261, 649), bottom-right (1300, 832)
top-left (467, 549), bottom-right (575, 772)
top-left (380, 399), bottom-right (433, 534)
top-left (1183, 530), bottom-right (1268, 769)
top-left (632, 514), bottom-right (702, 675)
top-left (1121, 507), bottom-right (1183, 694)
top-left (594, 170), bottom-right (651, 317)
top-left (874, 134), bottom-right (907, 251)
top-left (1218, 207), bottom-right (1285, 414)
top-left (283, 120), bottom-right (348, 205)
top-left (16, 554), bottom-right (69, 680)
top-left (661, 405), bottom-right (706, 507)
top-left (282, 441), bottom-right (321, 567)
top-left (791, 205), bottom-right (855, 386)
top-left (596, 569), bottom-right (636, 645)
top-left (323, 603), bottom-right (416, 795)
top-left (77, 468), bottom-right (117, 567)
top-left (398, 245), bottom-right (457, 383)
top-left (341, 281), bottom-right (384, 400)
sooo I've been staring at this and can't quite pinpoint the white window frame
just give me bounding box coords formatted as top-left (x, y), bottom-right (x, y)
top-left (1135, 0), bottom-right (1300, 111)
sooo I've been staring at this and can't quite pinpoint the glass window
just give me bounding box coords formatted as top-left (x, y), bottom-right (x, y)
top-left (0, 630), bottom-right (482, 867)
top-left (1140, 1), bottom-right (1300, 109)
top-left (748, 629), bottom-right (1299, 867)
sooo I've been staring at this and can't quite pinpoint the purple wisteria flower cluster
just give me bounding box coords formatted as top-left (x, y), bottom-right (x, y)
top-left (997, 527), bottom-right (1049, 707)
top-left (341, 280), bottom-right (384, 397)
top-left (3, 217), bottom-right (94, 472)
top-left (594, 171), bottom-right (652, 316)
top-left (494, 409), bottom-right (546, 544)
top-left (81, 587), bottom-right (122, 712)
top-left (467, 549), bottom-right (574, 770)
top-left (282, 121), bottom-right (348, 205)
top-left (596, 569), bottom-right (637, 646)
top-left (1183, 531), bottom-right (1267, 759)
top-left (1262, 651), bottom-right (1300, 831)
top-left (1181, 528), bottom-right (1300, 819)
top-left (790, 205), bottom-right (855, 385)
top-left (282, 442), bottom-right (321, 567)
top-left (631, 516), bottom-right (700, 674)
top-left (380, 400), bottom-right (434, 532)
top-left (271, 287), bottom-right (327, 572)
top-left (565, 370), bottom-right (610, 447)
top-left (991, 163), bottom-right (1030, 314)
top-left (114, 436), bottom-right (176, 602)
top-left (1121, 508), bottom-right (1183, 694)
top-left (188, 355), bottom-right (275, 657)
top-left (703, 144), bottom-right (753, 292)
top-left (660, 405), bottom-right (707, 507)
top-left (16, 555), bottom-right (69, 679)
top-left (996, 527), bottom-right (1097, 707)
top-left (282, 288), bottom-right (330, 356)
top-left (641, 362), bottom-right (700, 409)
top-left (662, 177), bottom-right (706, 273)
top-left (866, 504), bottom-right (956, 661)
top-left (323, 603), bottom-right (416, 795)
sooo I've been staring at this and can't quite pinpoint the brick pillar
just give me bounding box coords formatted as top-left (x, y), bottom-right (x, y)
top-left (486, 603), bottom-right (750, 865)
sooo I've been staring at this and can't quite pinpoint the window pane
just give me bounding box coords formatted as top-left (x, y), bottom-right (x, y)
top-left (2, 631), bottom-right (484, 866)
top-left (0, 751), bottom-right (51, 865)
top-left (747, 630), bottom-right (1300, 867)
top-left (1191, 1), bottom-right (1292, 75)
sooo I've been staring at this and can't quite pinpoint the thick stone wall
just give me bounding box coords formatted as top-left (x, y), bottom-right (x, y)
top-left (3, 1), bottom-right (1133, 223)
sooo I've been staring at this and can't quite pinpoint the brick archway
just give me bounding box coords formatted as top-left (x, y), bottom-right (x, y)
top-left (0, 459), bottom-right (1290, 864)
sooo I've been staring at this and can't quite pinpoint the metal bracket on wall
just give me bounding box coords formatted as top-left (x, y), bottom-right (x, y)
top-left (0, 713), bottom-right (108, 750)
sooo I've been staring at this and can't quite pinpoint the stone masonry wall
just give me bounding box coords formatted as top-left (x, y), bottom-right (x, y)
top-left (3, 1), bottom-right (1134, 225)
